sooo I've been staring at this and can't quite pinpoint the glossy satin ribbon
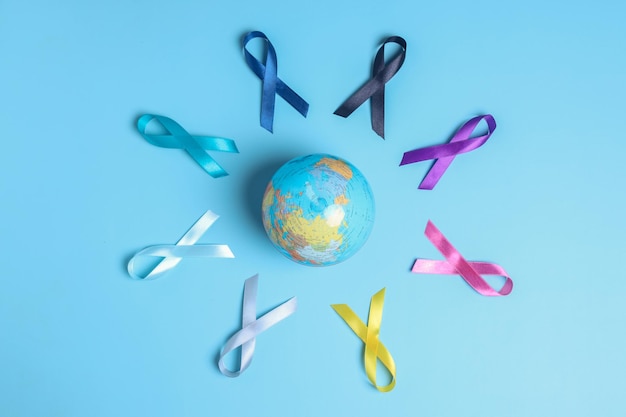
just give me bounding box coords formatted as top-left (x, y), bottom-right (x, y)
top-left (412, 220), bottom-right (513, 296)
top-left (400, 114), bottom-right (497, 189)
top-left (243, 31), bottom-right (309, 133)
top-left (137, 114), bottom-right (239, 178)
top-left (331, 288), bottom-right (396, 392)
top-left (127, 210), bottom-right (234, 280)
top-left (334, 36), bottom-right (406, 139)
top-left (218, 274), bottom-right (297, 377)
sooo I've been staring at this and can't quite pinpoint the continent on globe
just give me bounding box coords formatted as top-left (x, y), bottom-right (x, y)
top-left (261, 154), bottom-right (375, 266)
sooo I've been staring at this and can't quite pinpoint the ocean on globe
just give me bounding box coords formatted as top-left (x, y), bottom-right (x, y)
top-left (261, 154), bottom-right (375, 266)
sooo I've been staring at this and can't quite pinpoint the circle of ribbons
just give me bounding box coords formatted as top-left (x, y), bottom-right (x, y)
top-left (334, 36), bottom-right (407, 139)
top-left (243, 31), bottom-right (309, 133)
top-left (128, 31), bottom-right (516, 392)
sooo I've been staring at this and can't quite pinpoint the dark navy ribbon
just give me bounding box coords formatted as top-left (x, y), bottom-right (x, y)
top-left (137, 114), bottom-right (239, 178)
top-left (334, 36), bottom-right (407, 139)
top-left (400, 114), bottom-right (497, 189)
top-left (243, 31), bottom-right (309, 133)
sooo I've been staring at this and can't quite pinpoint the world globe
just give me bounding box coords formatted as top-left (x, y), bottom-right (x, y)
top-left (261, 154), bottom-right (375, 266)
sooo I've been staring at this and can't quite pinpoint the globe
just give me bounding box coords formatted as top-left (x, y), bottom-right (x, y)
top-left (261, 154), bottom-right (375, 266)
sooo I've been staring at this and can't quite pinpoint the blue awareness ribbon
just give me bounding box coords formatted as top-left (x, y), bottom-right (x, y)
top-left (243, 31), bottom-right (309, 133)
top-left (137, 114), bottom-right (239, 178)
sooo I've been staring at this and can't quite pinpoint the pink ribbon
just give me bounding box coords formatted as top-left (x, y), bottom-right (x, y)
top-left (400, 114), bottom-right (496, 190)
top-left (412, 221), bottom-right (513, 296)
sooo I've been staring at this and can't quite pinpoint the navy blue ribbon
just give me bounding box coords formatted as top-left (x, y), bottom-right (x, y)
top-left (334, 36), bottom-right (407, 139)
top-left (243, 31), bottom-right (309, 133)
top-left (137, 114), bottom-right (238, 178)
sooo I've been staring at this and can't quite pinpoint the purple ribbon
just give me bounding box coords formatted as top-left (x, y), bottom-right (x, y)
top-left (399, 114), bottom-right (496, 189)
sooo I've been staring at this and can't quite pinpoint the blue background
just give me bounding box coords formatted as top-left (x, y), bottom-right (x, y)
top-left (1, 0), bottom-right (625, 415)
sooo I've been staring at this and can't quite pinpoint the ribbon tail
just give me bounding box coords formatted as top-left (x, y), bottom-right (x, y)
top-left (418, 154), bottom-right (456, 190)
top-left (276, 79), bottom-right (309, 117)
top-left (260, 73), bottom-right (277, 133)
top-left (334, 77), bottom-right (383, 118)
top-left (371, 87), bottom-right (385, 138)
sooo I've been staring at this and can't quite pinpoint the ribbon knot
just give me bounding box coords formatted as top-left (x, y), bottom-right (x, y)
top-left (137, 114), bottom-right (239, 178)
top-left (127, 210), bottom-right (234, 280)
top-left (243, 31), bottom-right (309, 133)
top-left (411, 220), bottom-right (514, 296)
top-left (400, 114), bottom-right (496, 189)
top-left (218, 274), bottom-right (297, 377)
top-left (334, 36), bottom-right (407, 139)
top-left (332, 288), bottom-right (396, 392)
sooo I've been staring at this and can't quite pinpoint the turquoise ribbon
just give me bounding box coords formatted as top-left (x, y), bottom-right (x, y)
top-left (137, 114), bottom-right (239, 178)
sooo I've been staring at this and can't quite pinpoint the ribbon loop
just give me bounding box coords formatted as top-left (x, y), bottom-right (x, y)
top-left (400, 114), bottom-right (496, 189)
top-left (334, 36), bottom-right (406, 139)
top-left (137, 114), bottom-right (239, 178)
top-left (411, 220), bottom-right (514, 296)
top-left (127, 210), bottom-right (234, 280)
top-left (218, 274), bottom-right (297, 377)
top-left (331, 288), bottom-right (396, 392)
top-left (243, 31), bottom-right (309, 133)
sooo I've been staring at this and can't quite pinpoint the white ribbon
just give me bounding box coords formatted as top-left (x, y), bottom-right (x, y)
top-left (127, 210), bottom-right (234, 280)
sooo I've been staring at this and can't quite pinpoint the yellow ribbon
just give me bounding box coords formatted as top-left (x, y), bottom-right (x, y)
top-left (331, 288), bottom-right (396, 392)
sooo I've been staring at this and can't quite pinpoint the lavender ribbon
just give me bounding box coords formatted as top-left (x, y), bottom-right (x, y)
top-left (400, 114), bottom-right (496, 189)
top-left (243, 31), bottom-right (309, 133)
top-left (218, 274), bottom-right (297, 377)
top-left (334, 36), bottom-right (406, 139)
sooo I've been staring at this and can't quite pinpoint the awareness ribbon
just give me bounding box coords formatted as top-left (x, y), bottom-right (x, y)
top-left (218, 274), bottom-right (297, 377)
top-left (400, 114), bottom-right (497, 189)
top-left (243, 31), bottom-right (309, 133)
top-left (334, 36), bottom-right (406, 139)
top-left (137, 114), bottom-right (239, 178)
top-left (412, 220), bottom-right (513, 296)
top-left (127, 210), bottom-right (234, 280)
top-left (331, 288), bottom-right (396, 392)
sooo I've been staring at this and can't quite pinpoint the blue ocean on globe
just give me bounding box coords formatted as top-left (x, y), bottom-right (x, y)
top-left (262, 153), bottom-right (375, 266)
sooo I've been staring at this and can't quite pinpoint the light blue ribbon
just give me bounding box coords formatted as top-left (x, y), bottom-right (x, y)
top-left (127, 210), bottom-right (235, 280)
top-left (218, 274), bottom-right (297, 377)
top-left (243, 31), bottom-right (309, 133)
top-left (137, 114), bottom-right (239, 178)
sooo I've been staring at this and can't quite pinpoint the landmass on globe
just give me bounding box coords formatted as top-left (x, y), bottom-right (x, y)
top-left (262, 154), bottom-right (375, 266)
